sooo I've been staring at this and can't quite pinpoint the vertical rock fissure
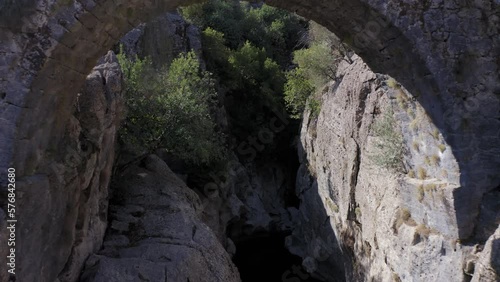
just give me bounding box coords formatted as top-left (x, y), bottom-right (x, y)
top-left (347, 139), bottom-right (361, 225)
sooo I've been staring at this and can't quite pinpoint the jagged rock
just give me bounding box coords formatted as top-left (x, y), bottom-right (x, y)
top-left (0, 51), bottom-right (124, 282)
top-left (472, 225), bottom-right (500, 281)
top-left (56, 51), bottom-right (125, 282)
top-left (80, 155), bottom-right (240, 282)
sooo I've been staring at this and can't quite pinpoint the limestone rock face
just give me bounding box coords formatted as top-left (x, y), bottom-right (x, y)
top-left (80, 155), bottom-right (241, 282)
top-left (289, 55), bottom-right (500, 281)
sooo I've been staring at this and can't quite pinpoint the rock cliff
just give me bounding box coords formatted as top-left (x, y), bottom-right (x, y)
top-left (288, 55), bottom-right (500, 281)
top-left (80, 155), bottom-right (240, 282)
top-left (8, 51), bottom-right (124, 282)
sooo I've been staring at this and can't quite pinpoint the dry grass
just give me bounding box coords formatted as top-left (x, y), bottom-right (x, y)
top-left (424, 156), bottom-right (431, 165)
top-left (355, 207), bottom-right (362, 218)
top-left (431, 129), bottom-right (440, 140)
top-left (430, 154), bottom-right (441, 166)
top-left (424, 183), bottom-right (437, 192)
top-left (408, 169), bottom-right (415, 178)
top-left (441, 169), bottom-right (448, 178)
top-left (393, 207), bottom-right (417, 234)
top-left (438, 143), bottom-right (446, 152)
top-left (387, 77), bottom-right (399, 89)
top-left (416, 224), bottom-right (432, 239)
top-left (396, 91), bottom-right (408, 109)
top-left (412, 141), bottom-right (420, 152)
top-left (406, 107), bottom-right (416, 119)
top-left (417, 167), bottom-right (427, 179)
top-left (410, 119), bottom-right (419, 131)
top-left (326, 198), bottom-right (339, 213)
top-left (417, 184), bottom-right (425, 202)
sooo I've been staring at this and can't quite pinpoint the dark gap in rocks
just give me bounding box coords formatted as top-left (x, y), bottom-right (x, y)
top-left (280, 132), bottom-right (301, 209)
top-left (0, 92), bottom-right (6, 99)
top-left (232, 232), bottom-right (324, 282)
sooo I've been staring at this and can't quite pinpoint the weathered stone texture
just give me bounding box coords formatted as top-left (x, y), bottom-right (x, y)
top-left (289, 56), bottom-right (499, 281)
top-left (79, 155), bottom-right (240, 282)
top-left (0, 1), bottom-right (498, 281)
top-left (0, 51), bottom-right (124, 282)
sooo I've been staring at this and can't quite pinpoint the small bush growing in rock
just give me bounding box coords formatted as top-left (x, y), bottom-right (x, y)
top-left (431, 128), bottom-right (440, 140)
top-left (284, 21), bottom-right (345, 119)
top-left (438, 143), bottom-right (446, 152)
top-left (430, 154), bottom-right (441, 166)
top-left (424, 156), bottom-right (431, 165)
top-left (370, 109), bottom-right (404, 171)
top-left (355, 207), bottom-right (362, 218)
top-left (412, 141), bottom-right (420, 152)
top-left (417, 184), bottom-right (425, 202)
top-left (326, 198), bottom-right (339, 213)
top-left (417, 167), bottom-right (427, 179)
top-left (386, 77), bottom-right (399, 89)
top-left (393, 207), bottom-right (416, 234)
top-left (424, 183), bottom-right (437, 192)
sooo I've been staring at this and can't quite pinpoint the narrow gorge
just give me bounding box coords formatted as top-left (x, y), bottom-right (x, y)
top-left (0, 1), bottom-right (499, 282)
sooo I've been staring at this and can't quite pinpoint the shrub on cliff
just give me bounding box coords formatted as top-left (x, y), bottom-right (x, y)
top-left (370, 109), bottom-right (404, 171)
top-left (283, 68), bottom-right (315, 118)
top-left (118, 50), bottom-right (225, 165)
top-left (284, 23), bottom-right (344, 119)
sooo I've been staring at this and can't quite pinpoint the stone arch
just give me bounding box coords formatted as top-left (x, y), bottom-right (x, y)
top-left (0, 0), bottom-right (498, 281)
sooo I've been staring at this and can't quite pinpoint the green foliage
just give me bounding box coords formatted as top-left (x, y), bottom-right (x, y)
top-left (180, 0), bottom-right (306, 66)
top-left (228, 41), bottom-right (284, 99)
top-left (118, 50), bottom-right (225, 165)
top-left (283, 21), bottom-right (344, 119)
top-left (292, 42), bottom-right (337, 88)
top-left (370, 109), bottom-right (404, 171)
top-left (201, 27), bottom-right (230, 71)
top-left (308, 98), bottom-right (322, 118)
top-left (283, 68), bottom-right (314, 118)
top-left (181, 1), bottom-right (304, 143)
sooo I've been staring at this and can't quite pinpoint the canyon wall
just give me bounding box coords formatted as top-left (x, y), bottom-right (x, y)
top-left (288, 55), bottom-right (500, 281)
top-left (79, 154), bottom-right (241, 282)
top-left (9, 51), bottom-right (124, 282)
top-left (0, 1), bottom-right (498, 281)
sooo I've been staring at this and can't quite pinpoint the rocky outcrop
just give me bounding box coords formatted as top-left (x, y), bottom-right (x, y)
top-left (120, 12), bottom-right (204, 68)
top-left (56, 51), bottom-right (125, 282)
top-left (199, 157), bottom-right (299, 249)
top-left (80, 154), bottom-right (240, 282)
top-left (2, 51), bottom-right (124, 282)
top-left (289, 55), bottom-right (500, 281)
top-left (472, 225), bottom-right (500, 281)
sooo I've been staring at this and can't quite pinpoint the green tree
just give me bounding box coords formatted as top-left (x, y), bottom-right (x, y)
top-left (283, 21), bottom-right (348, 119)
top-left (292, 42), bottom-right (337, 88)
top-left (118, 50), bottom-right (225, 165)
